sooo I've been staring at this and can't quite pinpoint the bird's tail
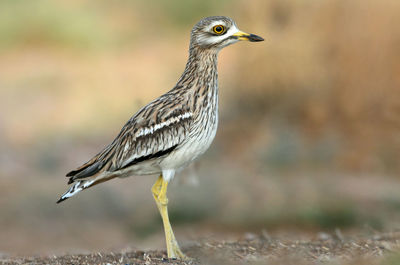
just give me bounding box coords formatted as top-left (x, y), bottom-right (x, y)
top-left (56, 174), bottom-right (116, 203)
top-left (56, 179), bottom-right (94, 203)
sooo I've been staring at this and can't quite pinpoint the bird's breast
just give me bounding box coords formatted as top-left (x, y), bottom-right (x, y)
top-left (160, 85), bottom-right (219, 170)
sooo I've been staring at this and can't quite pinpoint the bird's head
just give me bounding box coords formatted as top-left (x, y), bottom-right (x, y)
top-left (190, 16), bottom-right (264, 50)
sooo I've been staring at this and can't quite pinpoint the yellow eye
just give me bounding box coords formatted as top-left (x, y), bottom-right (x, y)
top-left (212, 25), bottom-right (226, 35)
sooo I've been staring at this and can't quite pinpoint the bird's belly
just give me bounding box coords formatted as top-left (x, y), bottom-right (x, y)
top-left (160, 116), bottom-right (218, 171)
top-left (117, 159), bottom-right (162, 178)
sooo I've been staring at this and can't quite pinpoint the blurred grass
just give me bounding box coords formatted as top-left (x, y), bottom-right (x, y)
top-left (383, 253), bottom-right (400, 265)
top-left (0, 0), bottom-right (113, 51)
top-left (218, 202), bottom-right (382, 232)
top-left (142, 0), bottom-right (233, 25)
top-left (0, 0), bottom-right (236, 52)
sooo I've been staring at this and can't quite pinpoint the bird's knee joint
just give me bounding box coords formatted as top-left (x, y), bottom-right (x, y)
top-left (158, 195), bottom-right (168, 205)
top-left (151, 187), bottom-right (159, 197)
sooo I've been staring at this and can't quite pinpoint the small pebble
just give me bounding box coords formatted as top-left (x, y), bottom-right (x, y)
top-left (244, 232), bottom-right (257, 241)
top-left (317, 232), bottom-right (332, 241)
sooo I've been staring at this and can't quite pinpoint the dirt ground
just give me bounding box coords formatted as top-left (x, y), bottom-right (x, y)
top-left (2, 231), bottom-right (400, 265)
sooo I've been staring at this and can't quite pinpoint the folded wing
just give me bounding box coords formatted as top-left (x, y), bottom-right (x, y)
top-left (66, 94), bottom-right (193, 184)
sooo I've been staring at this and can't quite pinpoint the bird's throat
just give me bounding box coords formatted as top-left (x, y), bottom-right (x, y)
top-left (177, 47), bottom-right (219, 89)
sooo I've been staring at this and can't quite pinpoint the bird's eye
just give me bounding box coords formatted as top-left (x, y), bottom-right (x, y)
top-left (212, 25), bottom-right (226, 35)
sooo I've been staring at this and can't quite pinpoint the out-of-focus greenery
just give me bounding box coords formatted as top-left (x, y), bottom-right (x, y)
top-left (383, 254), bottom-right (400, 265)
top-left (0, 0), bottom-right (111, 50)
top-left (0, 0), bottom-right (234, 51)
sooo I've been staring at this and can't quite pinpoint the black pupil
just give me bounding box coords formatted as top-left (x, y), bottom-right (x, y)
top-left (216, 26), bottom-right (223, 33)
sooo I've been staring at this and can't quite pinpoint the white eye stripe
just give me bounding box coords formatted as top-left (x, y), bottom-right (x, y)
top-left (195, 21), bottom-right (240, 48)
top-left (197, 24), bottom-right (239, 46)
top-left (225, 25), bottom-right (239, 36)
top-left (206, 21), bottom-right (226, 31)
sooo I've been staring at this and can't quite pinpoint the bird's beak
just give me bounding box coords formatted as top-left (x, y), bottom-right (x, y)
top-left (232, 31), bottom-right (264, 42)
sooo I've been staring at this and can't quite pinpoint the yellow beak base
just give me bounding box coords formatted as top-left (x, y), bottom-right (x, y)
top-left (232, 31), bottom-right (264, 42)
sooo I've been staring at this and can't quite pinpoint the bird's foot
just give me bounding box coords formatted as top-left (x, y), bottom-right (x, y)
top-left (167, 240), bottom-right (191, 261)
top-left (168, 250), bottom-right (192, 261)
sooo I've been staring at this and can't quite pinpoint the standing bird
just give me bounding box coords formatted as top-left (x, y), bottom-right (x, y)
top-left (57, 16), bottom-right (263, 259)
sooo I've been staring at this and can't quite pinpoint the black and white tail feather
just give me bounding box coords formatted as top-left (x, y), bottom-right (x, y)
top-left (57, 158), bottom-right (117, 203)
top-left (57, 173), bottom-right (118, 203)
top-left (57, 181), bottom-right (89, 203)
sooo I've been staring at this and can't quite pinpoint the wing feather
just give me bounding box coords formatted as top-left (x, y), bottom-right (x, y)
top-left (66, 93), bottom-right (192, 183)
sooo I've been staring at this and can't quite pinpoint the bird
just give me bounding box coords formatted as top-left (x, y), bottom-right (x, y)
top-left (57, 16), bottom-right (263, 260)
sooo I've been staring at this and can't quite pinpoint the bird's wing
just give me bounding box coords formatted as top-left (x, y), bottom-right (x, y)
top-left (66, 93), bottom-right (193, 183)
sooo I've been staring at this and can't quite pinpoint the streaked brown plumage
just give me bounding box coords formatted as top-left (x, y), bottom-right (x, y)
top-left (57, 16), bottom-right (263, 259)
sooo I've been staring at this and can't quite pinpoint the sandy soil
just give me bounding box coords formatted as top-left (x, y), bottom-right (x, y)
top-left (2, 231), bottom-right (400, 265)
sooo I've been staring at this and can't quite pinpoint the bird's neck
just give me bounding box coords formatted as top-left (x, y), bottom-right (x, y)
top-left (176, 46), bottom-right (219, 89)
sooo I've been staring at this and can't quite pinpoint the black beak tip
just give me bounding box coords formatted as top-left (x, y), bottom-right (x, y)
top-left (249, 34), bottom-right (264, 42)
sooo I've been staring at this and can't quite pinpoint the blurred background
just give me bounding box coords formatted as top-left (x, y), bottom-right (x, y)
top-left (1, 0), bottom-right (400, 256)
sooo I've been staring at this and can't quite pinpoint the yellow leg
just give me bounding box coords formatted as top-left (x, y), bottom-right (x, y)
top-left (151, 175), bottom-right (189, 260)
